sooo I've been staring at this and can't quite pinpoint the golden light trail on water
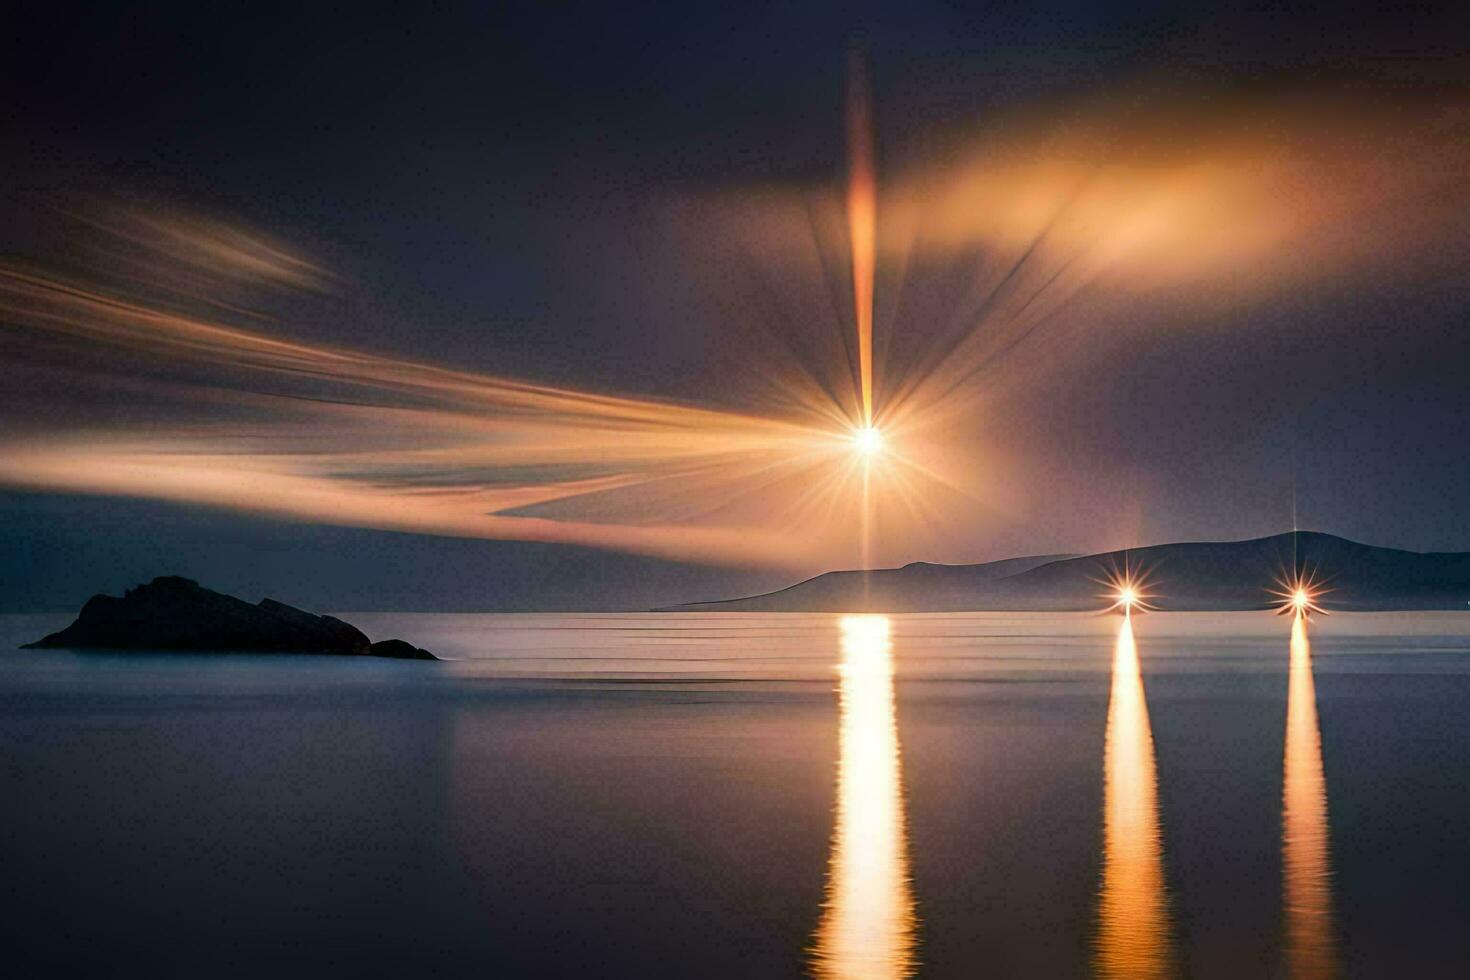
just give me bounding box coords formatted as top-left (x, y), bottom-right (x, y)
top-left (1096, 612), bottom-right (1173, 979)
top-left (846, 47), bottom-right (876, 428)
top-left (1283, 613), bottom-right (1340, 979)
top-left (812, 615), bottom-right (917, 980)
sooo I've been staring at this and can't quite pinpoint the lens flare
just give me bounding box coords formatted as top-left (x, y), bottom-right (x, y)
top-left (846, 45), bottom-right (876, 428)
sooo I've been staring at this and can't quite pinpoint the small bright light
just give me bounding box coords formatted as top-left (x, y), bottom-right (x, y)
top-left (1273, 575), bottom-right (1325, 618)
top-left (1102, 569), bottom-right (1153, 614)
top-left (853, 426), bottom-right (884, 456)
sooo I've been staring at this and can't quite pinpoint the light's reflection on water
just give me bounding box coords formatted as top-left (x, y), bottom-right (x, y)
top-left (4, 611), bottom-right (1470, 976)
top-left (1284, 614), bottom-right (1340, 979)
top-left (1095, 613), bottom-right (1174, 978)
top-left (811, 615), bottom-right (918, 979)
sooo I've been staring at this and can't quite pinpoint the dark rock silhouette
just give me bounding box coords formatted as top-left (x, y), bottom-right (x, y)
top-left (23, 576), bottom-right (438, 659)
top-left (670, 532), bottom-right (1470, 613)
top-left (366, 638), bottom-right (436, 660)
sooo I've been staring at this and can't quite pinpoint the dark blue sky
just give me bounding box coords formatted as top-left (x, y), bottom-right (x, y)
top-left (2, 2), bottom-right (1468, 610)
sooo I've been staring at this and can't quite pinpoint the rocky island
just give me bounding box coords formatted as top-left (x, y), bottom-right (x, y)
top-left (23, 576), bottom-right (437, 659)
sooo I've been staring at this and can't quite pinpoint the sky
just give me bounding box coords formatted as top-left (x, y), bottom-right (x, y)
top-left (2, 1), bottom-right (1468, 610)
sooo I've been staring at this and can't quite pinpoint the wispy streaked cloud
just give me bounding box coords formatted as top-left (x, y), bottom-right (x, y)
top-left (3, 78), bottom-right (1466, 569)
top-left (0, 206), bottom-right (971, 567)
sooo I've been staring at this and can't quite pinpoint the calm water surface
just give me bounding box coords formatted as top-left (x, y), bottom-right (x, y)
top-left (2, 611), bottom-right (1469, 978)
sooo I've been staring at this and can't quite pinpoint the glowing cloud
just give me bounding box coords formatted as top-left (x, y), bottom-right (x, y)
top-left (4, 76), bottom-right (1466, 571)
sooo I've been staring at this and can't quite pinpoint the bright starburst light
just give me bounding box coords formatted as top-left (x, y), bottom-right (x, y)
top-left (1271, 572), bottom-right (1328, 618)
top-left (853, 426), bottom-right (884, 457)
top-left (1100, 562), bottom-right (1156, 615)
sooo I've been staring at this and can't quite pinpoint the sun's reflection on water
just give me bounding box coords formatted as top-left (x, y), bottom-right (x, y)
top-left (1283, 614), bottom-right (1340, 979)
top-left (1096, 613), bottom-right (1174, 979)
top-left (811, 614), bottom-right (918, 979)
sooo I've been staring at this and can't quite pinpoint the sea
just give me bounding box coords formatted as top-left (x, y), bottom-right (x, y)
top-left (1, 611), bottom-right (1468, 978)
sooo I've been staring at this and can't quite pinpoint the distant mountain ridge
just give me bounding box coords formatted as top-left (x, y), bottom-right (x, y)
top-left (669, 532), bottom-right (1470, 612)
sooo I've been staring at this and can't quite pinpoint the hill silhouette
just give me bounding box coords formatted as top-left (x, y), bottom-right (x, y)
top-left (670, 532), bottom-right (1470, 612)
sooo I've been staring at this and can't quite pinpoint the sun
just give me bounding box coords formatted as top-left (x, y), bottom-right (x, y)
top-left (853, 425), bottom-right (884, 456)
